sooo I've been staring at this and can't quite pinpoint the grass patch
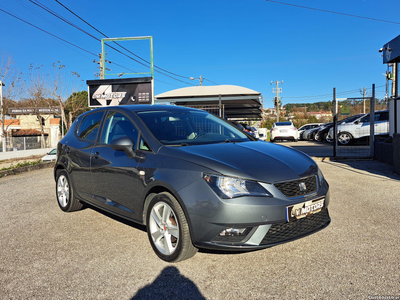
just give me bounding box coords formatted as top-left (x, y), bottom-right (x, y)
top-left (0, 160), bottom-right (41, 171)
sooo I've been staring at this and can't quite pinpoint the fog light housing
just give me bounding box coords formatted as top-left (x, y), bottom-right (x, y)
top-left (211, 227), bottom-right (253, 244)
top-left (219, 227), bottom-right (248, 236)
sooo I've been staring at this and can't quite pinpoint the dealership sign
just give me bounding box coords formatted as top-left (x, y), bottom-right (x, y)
top-left (87, 77), bottom-right (153, 107)
top-left (8, 106), bottom-right (61, 115)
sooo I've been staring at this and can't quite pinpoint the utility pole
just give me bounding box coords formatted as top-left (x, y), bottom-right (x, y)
top-left (190, 76), bottom-right (203, 86)
top-left (271, 80), bottom-right (283, 122)
top-left (99, 53), bottom-right (104, 79)
top-left (0, 81), bottom-right (5, 153)
top-left (363, 87), bottom-right (366, 114)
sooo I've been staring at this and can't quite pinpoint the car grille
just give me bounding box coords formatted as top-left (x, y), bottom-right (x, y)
top-left (274, 175), bottom-right (317, 198)
top-left (260, 209), bottom-right (330, 245)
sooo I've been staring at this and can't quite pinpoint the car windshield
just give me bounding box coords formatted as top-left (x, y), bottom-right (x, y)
top-left (137, 110), bottom-right (250, 146)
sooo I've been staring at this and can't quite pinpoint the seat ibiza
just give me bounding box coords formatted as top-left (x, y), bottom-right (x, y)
top-left (55, 105), bottom-right (330, 262)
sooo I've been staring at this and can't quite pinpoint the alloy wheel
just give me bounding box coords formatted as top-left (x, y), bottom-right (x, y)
top-left (149, 201), bottom-right (180, 255)
top-left (57, 175), bottom-right (69, 208)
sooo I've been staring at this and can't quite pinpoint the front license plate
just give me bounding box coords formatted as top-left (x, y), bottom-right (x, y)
top-left (286, 197), bottom-right (325, 222)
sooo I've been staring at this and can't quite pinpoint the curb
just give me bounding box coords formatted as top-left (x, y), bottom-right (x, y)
top-left (0, 161), bottom-right (54, 178)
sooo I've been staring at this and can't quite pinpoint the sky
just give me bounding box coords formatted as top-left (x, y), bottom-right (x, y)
top-left (0, 0), bottom-right (399, 108)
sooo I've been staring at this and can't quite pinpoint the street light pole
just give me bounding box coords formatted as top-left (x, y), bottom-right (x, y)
top-left (190, 76), bottom-right (203, 86)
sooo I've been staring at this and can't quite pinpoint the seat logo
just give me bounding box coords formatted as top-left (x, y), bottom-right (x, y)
top-left (299, 182), bottom-right (307, 192)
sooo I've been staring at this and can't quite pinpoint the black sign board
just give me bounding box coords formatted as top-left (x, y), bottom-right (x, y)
top-left (8, 107), bottom-right (61, 115)
top-left (86, 77), bottom-right (153, 107)
top-left (382, 34), bottom-right (400, 64)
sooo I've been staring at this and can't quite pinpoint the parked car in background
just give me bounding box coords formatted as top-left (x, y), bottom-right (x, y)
top-left (298, 123), bottom-right (323, 140)
top-left (54, 105), bottom-right (330, 262)
top-left (314, 123), bottom-right (332, 142)
top-left (249, 126), bottom-right (260, 139)
top-left (270, 121), bottom-right (299, 142)
top-left (322, 114), bottom-right (366, 143)
top-left (41, 148), bottom-right (57, 162)
top-left (328, 110), bottom-right (388, 145)
top-left (231, 121), bottom-right (245, 131)
top-left (303, 126), bottom-right (321, 141)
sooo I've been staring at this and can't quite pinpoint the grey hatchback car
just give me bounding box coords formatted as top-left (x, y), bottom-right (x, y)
top-left (55, 105), bottom-right (330, 262)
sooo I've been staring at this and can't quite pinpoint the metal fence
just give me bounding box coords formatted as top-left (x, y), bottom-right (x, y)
top-left (0, 136), bottom-right (48, 152)
top-left (182, 105), bottom-right (225, 118)
top-left (333, 84), bottom-right (389, 158)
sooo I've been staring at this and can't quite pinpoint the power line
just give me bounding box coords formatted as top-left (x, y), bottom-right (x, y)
top-left (282, 85), bottom-right (386, 100)
top-left (26, 0), bottom-right (197, 86)
top-left (265, 0), bottom-right (400, 25)
top-left (0, 7), bottom-right (97, 56)
top-left (52, 0), bottom-right (205, 85)
top-left (54, 0), bottom-right (193, 81)
top-left (0, 7), bottom-right (183, 88)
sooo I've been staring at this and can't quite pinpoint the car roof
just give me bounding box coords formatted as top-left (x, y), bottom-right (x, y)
top-left (85, 104), bottom-right (202, 114)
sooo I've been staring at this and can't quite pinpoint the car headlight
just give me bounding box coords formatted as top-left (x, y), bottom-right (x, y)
top-left (317, 168), bottom-right (325, 185)
top-left (203, 174), bottom-right (272, 199)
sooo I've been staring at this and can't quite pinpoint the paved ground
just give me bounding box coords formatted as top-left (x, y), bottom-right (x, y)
top-left (1, 160), bottom-right (399, 299)
top-left (274, 140), bottom-right (334, 157)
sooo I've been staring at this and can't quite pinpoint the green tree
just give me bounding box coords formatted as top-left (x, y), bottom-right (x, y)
top-left (64, 91), bottom-right (90, 129)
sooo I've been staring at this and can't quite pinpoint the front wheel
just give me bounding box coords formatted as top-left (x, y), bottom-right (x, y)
top-left (146, 192), bottom-right (197, 262)
top-left (56, 169), bottom-right (83, 212)
top-left (324, 133), bottom-right (333, 143)
top-left (338, 132), bottom-right (353, 145)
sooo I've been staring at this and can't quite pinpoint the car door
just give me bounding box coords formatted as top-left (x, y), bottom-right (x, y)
top-left (374, 111), bottom-right (389, 135)
top-left (90, 110), bottom-right (143, 220)
top-left (354, 114), bottom-right (370, 139)
top-left (67, 110), bottom-right (105, 201)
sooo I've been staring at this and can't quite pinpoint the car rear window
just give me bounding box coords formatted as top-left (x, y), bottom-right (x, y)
top-left (275, 122), bottom-right (292, 126)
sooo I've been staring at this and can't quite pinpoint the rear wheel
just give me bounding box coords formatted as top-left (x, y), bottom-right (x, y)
top-left (146, 192), bottom-right (197, 262)
top-left (56, 169), bottom-right (83, 212)
top-left (338, 132), bottom-right (353, 145)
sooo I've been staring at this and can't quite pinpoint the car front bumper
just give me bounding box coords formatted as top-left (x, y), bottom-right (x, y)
top-left (177, 176), bottom-right (331, 251)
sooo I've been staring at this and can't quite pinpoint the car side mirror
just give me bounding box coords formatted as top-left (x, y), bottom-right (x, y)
top-left (354, 120), bottom-right (359, 124)
top-left (110, 137), bottom-right (136, 159)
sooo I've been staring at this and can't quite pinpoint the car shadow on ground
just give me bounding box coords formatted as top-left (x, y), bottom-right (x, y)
top-left (85, 204), bottom-right (147, 232)
top-left (131, 266), bottom-right (206, 300)
top-left (321, 159), bottom-right (400, 181)
top-left (85, 204), bottom-right (258, 257)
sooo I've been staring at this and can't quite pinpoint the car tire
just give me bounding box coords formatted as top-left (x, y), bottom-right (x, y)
top-left (324, 133), bottom-right (333, 143)
top-left (294, 139), bottom-right (298, 142)
top-left (146, 192), bottom-right (197, 262)
top-left (338, 132), bottom-right (353, 145)
top-left (270, 138), bottom-right (274, 143)
top-left (56, 169), bottom-right (83, 212)
top-left (314, 132), bottom-right (321, 141)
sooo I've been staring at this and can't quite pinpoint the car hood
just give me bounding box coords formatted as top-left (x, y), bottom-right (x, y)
top-left (158, 141), bottom-right (317, 183)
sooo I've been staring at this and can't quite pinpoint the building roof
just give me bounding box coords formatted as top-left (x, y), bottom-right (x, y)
top-left (0, 119), bottom-right (21, 126)
top-left (155, 85), bottom-right (262, 119)
top-left (50, 118), bottom-right (60, 125)
top-left (11, 129), bottom-right (48, 137)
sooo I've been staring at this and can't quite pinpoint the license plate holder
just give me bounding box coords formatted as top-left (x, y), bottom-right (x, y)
top-left (286, 197), bottom-right (325, 222)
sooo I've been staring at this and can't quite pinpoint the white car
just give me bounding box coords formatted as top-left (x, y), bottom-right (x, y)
top-left (298, 123), bottom-right (323, 140)
top-left (41, 148), bottom-right (57, 162)
top-left (270, 121), bottom-right (299, 142)
top-left (329, 110), bottom-right (389, 145)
